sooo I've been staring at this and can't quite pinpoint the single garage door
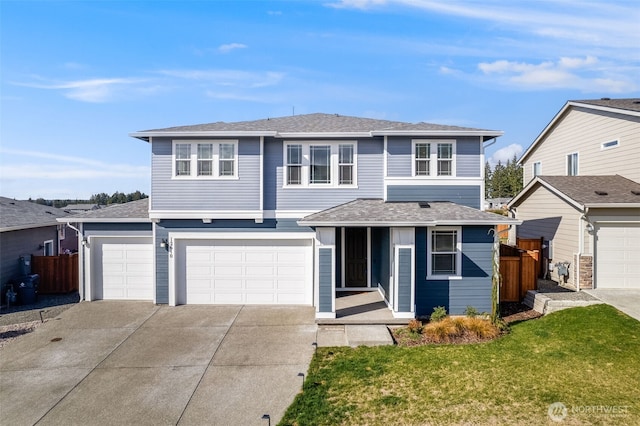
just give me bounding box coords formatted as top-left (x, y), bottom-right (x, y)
top-left (178, 239), bottom-right (312, 305)
top-left (596, 224), bottom-right (640, 289)
top-left (93, 237), bottom-right (154, 300)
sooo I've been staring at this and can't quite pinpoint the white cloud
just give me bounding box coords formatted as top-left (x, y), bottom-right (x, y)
top-left (13, 77), bottom-right (147, 103)
top-left (158, 69), bottom-right (285, 88)
top-left (218, 43), bottom-right (248, 53)
top-left (488, 143), bottom-right (523, 166)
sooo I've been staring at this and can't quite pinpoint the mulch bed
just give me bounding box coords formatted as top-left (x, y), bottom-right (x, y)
top-left (500, 302), bottom-right (543, 324)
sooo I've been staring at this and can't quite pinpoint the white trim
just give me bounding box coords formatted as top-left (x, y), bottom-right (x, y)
top-left (411, 139), bottom-right (457, 177)
top-left (259, 136), bottom-right (264, 212)
top-left (43, 240), bottom-right (54, 256)
top-left (373, 130), bottom-right (503, 137)
top-left (57, 218), bottom-right (151, 223)
top-left (566, 151), bottom-right (579, 176)
top-left (384, 177), bottom-right (483, 185)
top-left (383, 135), bottom-right (388, 179)
top-left (600, 139), bottom-right (620, 150)
top-left (171, 139), bottom-right (239, 180)
top-left (149, 210), bottom-right (263, 220)
top-left (340, 227), bottom-right (371, 288)
top-left (279, 132), bottom-right (371, 138)
top-left (263, 210), bottom-right (319, 219)
top-left (299, 219), bottom-right (519, 227)
top-left (426, 226), bottom-right (462, 280)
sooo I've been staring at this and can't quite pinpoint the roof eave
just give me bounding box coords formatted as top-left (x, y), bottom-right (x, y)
top-left (371, 130), bottom-right (503, 138)
top-left (584, 203), bottom-right (640, 208)
top-left (1, 222), bottom-right (60, 232)
top-left (129, 130), bottom-right (279, 142)
top-left (297, 219), bottom-right (520, 227)
top-left (57, 217), bottom-right (151, 223)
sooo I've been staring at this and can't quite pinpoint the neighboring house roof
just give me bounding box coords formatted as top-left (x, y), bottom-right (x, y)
top-left (64, 203), bottom-right (100, 211)
top-left (519, 98), bottom-right (640, 165)
top-left (298, 199), bottom-right (520, 227)
top-left (0, 197), bottom-right (69, 232)
top-left (58, 199), bottom-right (150, 223)
top-left (509, 175), bottom-right (640, 209)
top-left (131, 113), bottom-right (503, 141)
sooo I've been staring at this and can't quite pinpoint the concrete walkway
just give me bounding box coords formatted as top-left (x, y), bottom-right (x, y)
top-left (584, 289), bottom-right (640, 321)
top-left (0, 302), bottom-right (316, 426)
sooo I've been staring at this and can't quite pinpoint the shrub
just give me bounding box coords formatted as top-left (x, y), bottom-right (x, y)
top-left (422, 317), bottom-right (461, 343)
top-left (430, 306), bottom-right (448, 323)
top-left (464, 306), bottom-right (480, 318)
top-left (407, 319), bottom-right (423, 334)
top-left (464, 317), bottom-right (500, 339)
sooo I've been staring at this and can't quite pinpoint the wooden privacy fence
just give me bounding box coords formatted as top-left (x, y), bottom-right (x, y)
top-left (31, 254), bottom-right (78, 294)
top-left (499, 243), bottom-right (539, 302)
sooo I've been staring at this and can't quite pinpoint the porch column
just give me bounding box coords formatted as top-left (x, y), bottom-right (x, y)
top-left (391, 227), bottom-right (415, 318)
top-left (315, 227), bottom-right (336, 319)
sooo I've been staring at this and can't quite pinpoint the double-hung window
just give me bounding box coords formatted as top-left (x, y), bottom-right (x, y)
top-left (567, 152), bottom-right (578, 176)
top-left (412, 140), bottom-right (456, 177)
top-left (427, 227), bottom-right (461, 278)
top-left (532, 161), bottom-right (541, 178)
top-left (284, 142), bottom-right (357, 187)
top-left (173, 140), bottom-right (238, 179)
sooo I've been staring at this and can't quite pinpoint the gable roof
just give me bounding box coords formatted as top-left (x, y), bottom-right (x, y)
top-left (509, 175), bottom-right (640, 210)
top-left (131, 113), bottom-right (503, 141)
top-left (0, 197), bottom-right (70, 232)
top-left (298, 199), bottom-right (520, 227)
top-left (58, 199), bottom-right (150, 223)
top-left (519, 98), bottom-right (640, 165)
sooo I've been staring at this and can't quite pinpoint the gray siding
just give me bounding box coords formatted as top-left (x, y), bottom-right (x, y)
top-left (456, 137), bottom-right (481, 177)
top-left (397, 247), bottom-right (412, 312)
top-left (84, 222), bottom-right (152, 237)
top-left (267, 138), bottom-right (384, 211)
top-left (415, 226), bottom-right (493, 316)
top-left (151, 137), bottom-right (261, 211)
top-left (386, 137), bottom-right (411, 177)
top-left (318, 248), bottom-right (333, 312)
top-left (1, 227), bottom-right (60, 284)
top-left (387, 185), bottom-right (481, 209)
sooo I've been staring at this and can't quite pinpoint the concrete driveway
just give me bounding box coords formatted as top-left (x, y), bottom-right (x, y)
top-left (0, 301), bottom-right (317, 425)
top-left (584, 289), bottom-right (640, 321)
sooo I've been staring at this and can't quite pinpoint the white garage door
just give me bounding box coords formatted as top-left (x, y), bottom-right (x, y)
top-left (93, 237), bottom-right (154, 300)
top-left (179, 239), bottom-right (312, 305)
top-left (596, 224), bottom-right (640, 289)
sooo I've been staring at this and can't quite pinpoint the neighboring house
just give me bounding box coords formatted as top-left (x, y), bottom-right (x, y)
top-left (510, 98), bottom-right (640, 290)
top-left (64, 203), bottom-right (101, 214)
top-left (63, 113), bottom-right (518, 318)
top-left (485, 197), bottom-right (511, 210)
top-left (0, 197), bottom-right (74, 285)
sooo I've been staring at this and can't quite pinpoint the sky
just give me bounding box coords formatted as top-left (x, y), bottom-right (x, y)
top-left (1, 0), bottom-right (639, 200)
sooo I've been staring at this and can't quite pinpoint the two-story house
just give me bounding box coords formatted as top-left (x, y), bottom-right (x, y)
top-left (62, 113), bottom-right (518, 319)
top-left (509, 99), bottom-right (640, 290)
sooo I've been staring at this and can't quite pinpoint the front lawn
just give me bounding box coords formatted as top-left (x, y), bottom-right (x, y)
top-left (281, 305), bottom-right (640, 425)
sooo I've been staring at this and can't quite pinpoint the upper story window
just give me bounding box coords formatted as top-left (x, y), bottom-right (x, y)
top-left (412, 140), bottom-right (456, 177)
top-left (284, 141), bottom-right (357, 188)
top-left (173, 140), bottom-right (238, 179)
top-left (532, 161), bottom-right (542, 178)
top-left (427, 227), bottom-right (462, 278)
top-left (567, 152), bottom-right (578, 176)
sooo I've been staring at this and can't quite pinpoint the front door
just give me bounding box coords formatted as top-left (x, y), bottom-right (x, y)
top-left (345, 228), bottom-right (367, 287)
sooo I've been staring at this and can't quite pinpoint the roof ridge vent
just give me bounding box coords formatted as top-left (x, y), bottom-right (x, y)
top-left (594, 190), bottom-right (608, 196)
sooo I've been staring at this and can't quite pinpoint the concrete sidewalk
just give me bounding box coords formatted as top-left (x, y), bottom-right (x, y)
top-left (0, 302), bottom-right (316, 425)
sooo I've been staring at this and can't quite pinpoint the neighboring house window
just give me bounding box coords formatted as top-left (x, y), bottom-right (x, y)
top-left (427, 227), bottom-right (462, 278)
top-left (437, 143), bottom-right (453, 176)
top-left (175, 143), bottom-right (191, 176)
top-left (414, 143), bottom-right (430, 176)
top-left (412, 140), bottom-right (456, 177)
top-left (283, 142), bottom-right (357, 187)
top-left (532, 161), bottom-right (541, 177)
top-left (567, 152), bottom-right (578, 176)
top-left (172, 140), bottom-right (238, 179)
top-left (601, 140), bottom-right (619, 150)
top-left (339, 144), bottom-right (354, 185)
top-left (43, 240), bottom-right (54, 256)
top-left (286, 144), bottom-right (302, 185)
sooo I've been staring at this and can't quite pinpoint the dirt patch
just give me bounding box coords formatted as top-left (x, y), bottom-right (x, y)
top-left (500, 302), bottom-right (543, 324)
top-left (0, 321), bottom-right (41, 350)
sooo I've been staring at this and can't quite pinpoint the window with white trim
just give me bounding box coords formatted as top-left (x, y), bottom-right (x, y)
top-left (172, 140), bottom-right (238, 179)
top-left (43, 240), bottom-right (54, 256)
top-left (532, 161), bottom-right (541, 177)
top-left (412, 140), bottom-right (456, 177)
top-left (283, 141), bottom-right (357, 187)
top-left (427, 227), bottom-right (462, 278)
top-left (567, 152), bottom-right (578, 176)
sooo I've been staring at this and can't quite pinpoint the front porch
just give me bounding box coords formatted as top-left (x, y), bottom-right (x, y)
top-left (316, 291), bottom-right (411, 325)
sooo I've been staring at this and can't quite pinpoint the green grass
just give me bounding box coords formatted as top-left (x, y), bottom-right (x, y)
top-left (280, 305), bottom-right (640, 425)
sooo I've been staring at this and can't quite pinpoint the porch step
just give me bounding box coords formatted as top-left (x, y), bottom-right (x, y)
top-left (316, 318), bottom-right (411, 326)
top-left (316, 324), bottom-right (395, 347)
top-left (523, 290), bottom-right (603, 315)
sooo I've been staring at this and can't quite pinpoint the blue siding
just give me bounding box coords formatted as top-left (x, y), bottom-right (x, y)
top-left (151, 137), bottom-right (261, 211)
top-left (269, 138), bottom-right (384, 211)
top-left (415, 226), bottom-right (493, 316)
top-left (397, 248), bottom-right (412, 312)
top-left (318, 248), bottom-right (333, 312)
top-left (83, 223), bottom-right (152, 233)
top-left (456, 137), bottom-right (481, 178)
top-left (386, 185), bottom-right (481, 209)
top-left (371, 227), bottom-right (389, 295)
top-left (386, 137), bottom-right (411, 177)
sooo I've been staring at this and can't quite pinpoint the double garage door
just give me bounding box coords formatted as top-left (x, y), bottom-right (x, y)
top-left (175, 238), bottom-right (313, 305)
top-left (596, 224), bottom-right (640, 289)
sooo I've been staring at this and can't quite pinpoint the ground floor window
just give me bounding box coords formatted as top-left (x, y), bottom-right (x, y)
top-left (427, 227), bottom-right (461, 278)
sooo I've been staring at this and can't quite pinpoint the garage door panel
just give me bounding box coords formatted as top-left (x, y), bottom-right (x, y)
top-left (181, 239), bottom-right (312, 305)
top-left (596, 224), bottom-right (640, 289)
top-left (95, 238), bottom-right (154, 301)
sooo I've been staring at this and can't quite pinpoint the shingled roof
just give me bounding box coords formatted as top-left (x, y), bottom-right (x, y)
top-left (131, 113), bottom-right (502, 141)
top-left (571, 98), bottom-right (640, 113)
top-left (58, 199), bottom-right (150, 222)
top-left (0, 197), bottom-right (70, 232)
top-left (298, 199), bottom-right (519, 227)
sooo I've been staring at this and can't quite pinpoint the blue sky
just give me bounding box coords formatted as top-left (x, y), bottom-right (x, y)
top-left (1, 0), bottom-right (638, 199)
